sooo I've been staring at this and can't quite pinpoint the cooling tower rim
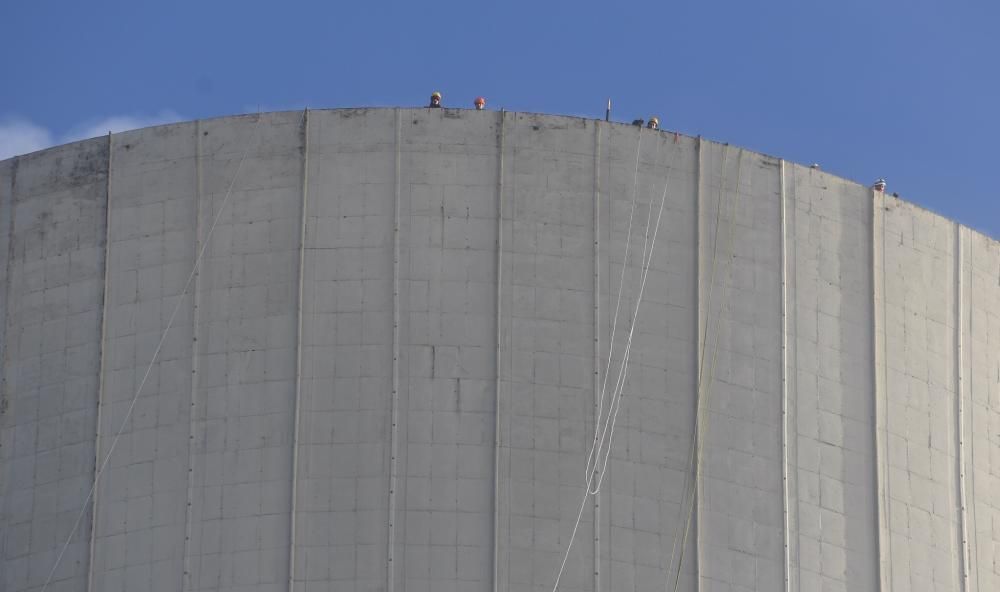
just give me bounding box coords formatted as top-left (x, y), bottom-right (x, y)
top-left (1, 107), bottom-right (995, 245)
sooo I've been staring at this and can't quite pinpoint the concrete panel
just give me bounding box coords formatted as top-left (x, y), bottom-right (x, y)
top-left (185, 112), bottom-right (303, 592)
top-left (297, 108), bottom-right (395, 592)
top-left (396, 107), bottom-right (500, 592)
top-left (881, 197), bottom-right (963, 592)
top-left (696, 143), bottom-right (784, 592)
top-left (91, 119), bottom-right (197, 592)
top-left (1, 138), bottom-right (109, 592)
top-left (967, 230), bottom-right (1000, 592)
top-left (787, 164), bottom-right (879, 592)
top-left (1, 108), bottom-right (998, 592)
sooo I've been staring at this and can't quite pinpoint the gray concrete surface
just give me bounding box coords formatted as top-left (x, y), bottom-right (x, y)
top-left (0, 108), bottom-right (997, 592)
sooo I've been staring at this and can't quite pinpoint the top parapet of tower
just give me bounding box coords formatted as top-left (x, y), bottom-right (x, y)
top-left (1, 107), bottom-right (995, 243)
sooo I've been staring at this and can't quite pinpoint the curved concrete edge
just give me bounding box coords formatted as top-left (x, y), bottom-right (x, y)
top-left (2, 109), bottom-right (995, 246)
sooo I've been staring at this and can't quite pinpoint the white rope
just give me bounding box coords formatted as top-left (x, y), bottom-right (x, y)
top-left (587, 135), bottom-right (659, 494)
top-left (39, 113), bottom-right (264, 592)
top-left (551, 129), bottom-right (643, 592)
top-left (552, 135), bottom-right (674, 592)
top-left (585, 128), bottom-right (643, 482)
top-left (555, 163), bottom-right (670, 588)
top-left (589, 169), bottom-right (668, 495)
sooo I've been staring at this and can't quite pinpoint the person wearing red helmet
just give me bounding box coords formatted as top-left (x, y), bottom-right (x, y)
top-left (474, 97), bottom-right (486, 110)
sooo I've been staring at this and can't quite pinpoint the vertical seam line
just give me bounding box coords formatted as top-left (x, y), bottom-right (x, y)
top-left (86, 133), bottom-right (114, 592)
top-left (493, 109), bottom-right (506, 592)
top-left (957, 224), bottom-right (970, 592)
top-left (181, 120), bottom-right (204, 592)
top-left (779, 160), bottom-right (791, 592)
top-left (592, 120), bottom-right (602, 592)
top-left (387, 107), bottom-right (402, 592)
top-left (288, 108), bottom-right (309, 592)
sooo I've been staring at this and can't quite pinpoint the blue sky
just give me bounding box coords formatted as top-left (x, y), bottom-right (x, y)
top-left (3, 0), bottom-right (997, 238)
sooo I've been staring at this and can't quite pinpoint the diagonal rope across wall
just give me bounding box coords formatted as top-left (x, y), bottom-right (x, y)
top-left (551, 128), bottom-right (678, 592)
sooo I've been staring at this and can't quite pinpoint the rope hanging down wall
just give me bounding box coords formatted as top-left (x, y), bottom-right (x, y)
top-left (551, 128), bottom-right (678, 592)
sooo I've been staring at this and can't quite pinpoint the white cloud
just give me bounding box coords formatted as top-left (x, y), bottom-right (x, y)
top-left (0, 119), bottom-right (54, 160)
top-left (0, 110), bottom-right (184, 160)
top-left (62, 110), bottom-right (184, 144)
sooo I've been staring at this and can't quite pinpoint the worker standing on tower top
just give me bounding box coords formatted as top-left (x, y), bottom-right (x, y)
top-left (873, 178), bottom-right (887, 192)
top-left (429, 92), bottom-right (442, 108)
top-left (474, 97), bottom-right (486, 110)
top-left (647, 116), bottom-right (659, 130)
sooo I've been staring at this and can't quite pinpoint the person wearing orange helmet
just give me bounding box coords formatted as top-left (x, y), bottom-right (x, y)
top-left (474, 96), bottom-right (486, 110)
top-left (429, 91), bottom-right (442, 108)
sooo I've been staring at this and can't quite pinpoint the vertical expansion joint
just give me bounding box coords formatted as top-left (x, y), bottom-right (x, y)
top-left (778, 159), bottom-right (791, 592)
top-left (871, 188), bottom-right (891, 592)
top-left (592, 120), bottom-right (602, 592)
top-left (693, 136), bottom-right (704, 592)
top-left (493, 108), bottom-right (506, 592)
top-left (387, 107), bottom-right (402, 592)
top-left (288, 108), bottom-right (310, 592)
top-left (0, 158), bottom-right (13, 400)
top-left (181, 120), bottom-right (205, 592)
top-left (0, 159), bottom-right (15, 586)
top-left (0, 158), bottom-right (17, 591)
top-left (955, 224), bottom-right (971, 591)
top-left (881, 190), bottom-right (893, 592)
top-left (784, 162), bottom-right (802, 591)
top-left (86, 132), bottom-right (114, 592)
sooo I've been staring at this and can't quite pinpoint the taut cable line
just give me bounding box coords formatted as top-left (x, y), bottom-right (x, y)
top-left (551, 131), bottom-right (676, 592)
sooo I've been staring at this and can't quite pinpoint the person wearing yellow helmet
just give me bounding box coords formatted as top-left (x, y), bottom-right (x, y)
top-left (647, 116), bottom-right (660, 130)
top-left (429, 91), bottom-right (442, 108)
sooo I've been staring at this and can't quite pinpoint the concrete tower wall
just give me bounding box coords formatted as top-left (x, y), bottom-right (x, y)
top-left (0, 109), bottom-right (998, 592)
